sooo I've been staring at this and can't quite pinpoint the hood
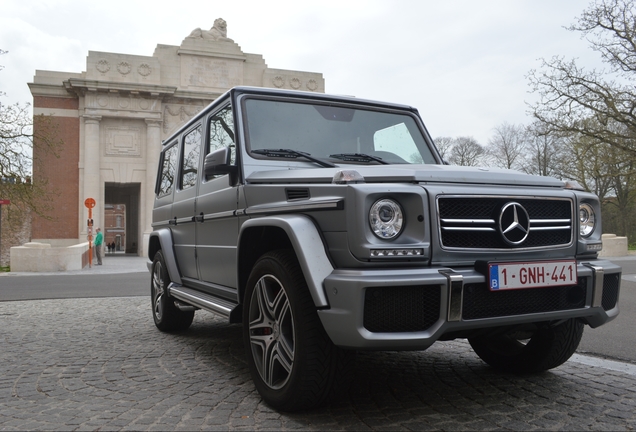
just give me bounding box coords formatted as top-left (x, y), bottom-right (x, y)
top-left (245, 164), bottom-right (566, 188)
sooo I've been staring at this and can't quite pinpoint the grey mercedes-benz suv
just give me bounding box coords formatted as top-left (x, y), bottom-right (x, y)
top-left (148, 86), bottom-right (621, 411)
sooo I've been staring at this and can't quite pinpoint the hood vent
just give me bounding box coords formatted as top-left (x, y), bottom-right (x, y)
top-left (286, 188), bottom-right (310, 201)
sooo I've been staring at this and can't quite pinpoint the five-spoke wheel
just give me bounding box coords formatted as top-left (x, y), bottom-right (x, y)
top-left (243, 249), bottom-right (351, 411)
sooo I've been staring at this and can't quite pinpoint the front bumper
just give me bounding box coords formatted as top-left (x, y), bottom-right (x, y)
top-left (318, 259), bottom-right (621, 350)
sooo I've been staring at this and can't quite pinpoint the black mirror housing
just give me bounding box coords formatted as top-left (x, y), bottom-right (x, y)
top-left (204, 147), bottom-right (237, 177)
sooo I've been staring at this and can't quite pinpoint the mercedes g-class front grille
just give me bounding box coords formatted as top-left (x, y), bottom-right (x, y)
top-left (437, 196), bottom-right (573, 250)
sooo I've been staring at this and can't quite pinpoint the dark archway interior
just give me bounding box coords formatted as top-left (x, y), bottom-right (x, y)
top-left (105, 183), bottom-right (140, 255)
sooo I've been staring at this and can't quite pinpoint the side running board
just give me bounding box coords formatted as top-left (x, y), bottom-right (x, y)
top-left (168, 283), bottom-right (241, 323)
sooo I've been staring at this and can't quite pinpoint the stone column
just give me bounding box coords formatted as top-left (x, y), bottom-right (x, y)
top-left (83, 115), bottom-right (102, 232)
top-left (143, 119), bottom-right (162, 257)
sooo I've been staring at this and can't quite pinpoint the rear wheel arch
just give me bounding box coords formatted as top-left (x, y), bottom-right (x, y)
top-left (148, 235), bottom-right (161, 263)
top-left (148, 229), bottom-right (182, 285)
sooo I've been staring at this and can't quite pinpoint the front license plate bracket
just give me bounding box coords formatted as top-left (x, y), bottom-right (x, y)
top-left (488, 260), bottom-right (577, 291)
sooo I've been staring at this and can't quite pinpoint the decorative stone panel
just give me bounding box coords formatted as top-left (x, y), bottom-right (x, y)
top-left (180, 55), bottom-right (243, 91)
top-left (103, 126), bottom-right (141, 157)
top-left (162, 104), bottom-right (204, 135)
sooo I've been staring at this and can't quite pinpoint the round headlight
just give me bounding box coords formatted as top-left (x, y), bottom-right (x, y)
top-left (369, 199), bottom-right (404, 239)
top-left (579, 203), bottom-right (596, 237)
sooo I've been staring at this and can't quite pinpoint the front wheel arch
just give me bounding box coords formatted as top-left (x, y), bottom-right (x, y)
top-left (238, 215), bottom-right (334, 309)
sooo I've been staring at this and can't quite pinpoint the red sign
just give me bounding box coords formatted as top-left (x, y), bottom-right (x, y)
top-left (0, 199), bottom-right (10, 205)
top-left (84, 198), bottom-right (95, 209)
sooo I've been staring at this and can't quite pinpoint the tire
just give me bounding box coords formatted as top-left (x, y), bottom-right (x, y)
top-left (151, 250), bottom-right (194, 332)
top-left (243, 249), bottom-right (351, 411)
top-left (468, 319), bottom-right (584, 373)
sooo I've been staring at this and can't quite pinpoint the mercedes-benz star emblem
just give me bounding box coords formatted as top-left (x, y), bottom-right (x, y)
top-left (499, 202), bottom-right (530, 246)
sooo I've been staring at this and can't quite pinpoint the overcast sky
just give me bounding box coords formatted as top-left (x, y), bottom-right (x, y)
top-left (0, 0), bottom-right (604, 145)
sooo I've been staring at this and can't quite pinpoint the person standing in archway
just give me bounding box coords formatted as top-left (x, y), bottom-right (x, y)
top-left (94, 228), bottom-right (104, 265)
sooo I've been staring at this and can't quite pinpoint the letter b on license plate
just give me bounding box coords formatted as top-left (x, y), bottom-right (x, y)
top-left (489, 260), bottom-right (577, 291)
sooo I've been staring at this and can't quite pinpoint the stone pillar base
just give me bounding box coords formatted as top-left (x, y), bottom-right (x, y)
top-left (599, 234), bottom-right (628, 257)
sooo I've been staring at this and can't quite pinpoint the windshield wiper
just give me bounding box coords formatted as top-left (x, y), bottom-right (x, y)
top-left (252, 149), bottom-right (336, 168)
top-left (328, 153), bottom-right (390, 165)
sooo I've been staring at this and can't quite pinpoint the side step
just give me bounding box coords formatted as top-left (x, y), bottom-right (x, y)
top-left (168, 283), bottom-right (241, 322)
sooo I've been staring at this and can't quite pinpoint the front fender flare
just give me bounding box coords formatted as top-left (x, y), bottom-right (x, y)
top-left (239, 215), bottom-right (333, 308)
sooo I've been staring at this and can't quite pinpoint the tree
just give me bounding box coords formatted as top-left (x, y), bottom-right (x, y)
top-left (433, 136), bottom-right (454, 161)
top-left (559, 131), bottom-right (614, 200)
top-left (448, 136), bottom-right (485, 167)
top-left (0, 99), bottom-right (61, 217)
top-left (0, 49), bottom-right (62, 265)
top-left (521, 121), bottom-right (566, 178)
top-left (527, 0), bottom-right (636, 156)
top-left (486, 122), bottom-right (528, 170)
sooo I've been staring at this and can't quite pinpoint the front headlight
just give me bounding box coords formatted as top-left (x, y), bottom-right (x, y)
top-left (369, 199), bottom-right (404, 239)
top-left (579, 203), bottom-right (596, 237)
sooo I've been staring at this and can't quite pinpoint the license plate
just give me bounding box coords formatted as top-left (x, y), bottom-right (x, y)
top-left (488, 260), bottom-right (577, 291)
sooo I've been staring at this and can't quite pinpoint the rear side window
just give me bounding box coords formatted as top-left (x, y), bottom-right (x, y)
top-left (157, 143), bottom-right (178, 197)
top-left (181, 125), bottom-right (202, 189)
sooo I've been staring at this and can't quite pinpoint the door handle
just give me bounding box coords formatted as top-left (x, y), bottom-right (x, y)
top-left (195, 212), bottom-right (205, 223)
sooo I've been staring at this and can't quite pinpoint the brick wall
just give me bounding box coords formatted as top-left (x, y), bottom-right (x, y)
top-left (31, 96), bottom-right (80, 240)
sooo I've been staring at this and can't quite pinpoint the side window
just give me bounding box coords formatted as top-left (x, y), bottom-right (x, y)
top-left (181, 124), bottom-right (202, 189)
top-left (208, 106), bottom-right (235, 165)
top-left (157, 143), bottom-right (178, 197)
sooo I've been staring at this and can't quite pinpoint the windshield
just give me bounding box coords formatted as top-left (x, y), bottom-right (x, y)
top-left (243, 98), bottom-right (438, 165)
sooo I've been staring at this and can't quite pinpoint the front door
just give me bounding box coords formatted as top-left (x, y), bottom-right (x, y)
top-left (195, 104), bottom-right (239, 298)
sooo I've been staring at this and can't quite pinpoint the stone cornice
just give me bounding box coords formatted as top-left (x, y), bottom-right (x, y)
top-left (177, 48), bottom-right (247, 61)
top-left (172, 90), bottom-right (224, 101)
top-left (64, 79), bottom-right (177, 98)
top-left (28, 82), bottom-right (77, 98)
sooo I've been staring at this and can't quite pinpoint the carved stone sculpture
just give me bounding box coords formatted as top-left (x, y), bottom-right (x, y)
top-left (187, 18), bottom-right (234, 42)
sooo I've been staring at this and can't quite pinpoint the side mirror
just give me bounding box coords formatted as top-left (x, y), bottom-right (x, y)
top-left (204, 147), bottom-right (238, 182)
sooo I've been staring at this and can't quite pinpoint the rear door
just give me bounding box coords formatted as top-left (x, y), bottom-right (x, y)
top-left (171, 123), bottom-right (203, 281)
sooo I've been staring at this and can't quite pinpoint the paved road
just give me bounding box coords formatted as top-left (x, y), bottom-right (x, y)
top-left (2, 254), bottom-right (635, 364)
top-left (1, 296), bottom-right (635, 431)
top-left (0, 254), bottom-right (635, 430)
top-left (0, 255), bottom-right (149, 301)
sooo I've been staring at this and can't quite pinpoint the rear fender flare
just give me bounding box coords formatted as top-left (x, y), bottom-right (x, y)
top-left (148, 229), bottom-right (182, 285)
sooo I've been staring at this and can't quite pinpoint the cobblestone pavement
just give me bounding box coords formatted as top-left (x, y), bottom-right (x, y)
top-left (1, 297), bottom-right (635, 431)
